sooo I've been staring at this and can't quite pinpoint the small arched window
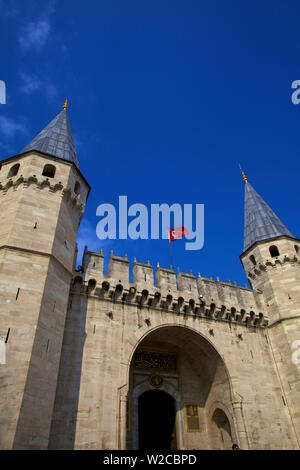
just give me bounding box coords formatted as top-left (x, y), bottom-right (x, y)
top-left (73, 276), bottom-right (83, 286)
top-left (8, 163), bottom-right (20, 178)
top-left (295, 245), bottom-right (299, 254)
top-left (269, 245), bottom-right (280, 258)
top-left (210, 303), bottom-right (216, 314)
top-left (88, 279), bottom-right (96, 291)
top-left (74, 181), bottom-right (80, 195)
top-left (42, 164), bottom-right (56, 178)
top-left (210, 408), bottom-right (233, 450)
top-left (249, 255), bottom-right (256, 265)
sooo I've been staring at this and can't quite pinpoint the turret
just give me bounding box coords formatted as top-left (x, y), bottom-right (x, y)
top-left (239, 170), bottom-right (300, 325)
top-left (0, 101), bottom-right (90, 449)
top-left (239, 170), bottom-right (300, 446)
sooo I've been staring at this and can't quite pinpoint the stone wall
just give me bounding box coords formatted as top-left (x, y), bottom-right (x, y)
top-left (0, 152), bottom-right (89, 449)
top-left (49, 249), bottom-right (298, 449)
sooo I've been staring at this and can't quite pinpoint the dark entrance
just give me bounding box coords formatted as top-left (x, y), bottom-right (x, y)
top-left (138, 390), bottom-right (176, 450)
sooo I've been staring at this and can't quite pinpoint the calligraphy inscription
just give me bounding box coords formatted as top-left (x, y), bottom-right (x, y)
top-left (134, 351), bottom-right (177, 371)
top-left (185, 404), bottom-right (200, 432)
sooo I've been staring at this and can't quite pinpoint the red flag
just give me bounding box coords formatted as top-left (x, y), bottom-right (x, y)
top-left (168, 226), bottom-right (189, 242)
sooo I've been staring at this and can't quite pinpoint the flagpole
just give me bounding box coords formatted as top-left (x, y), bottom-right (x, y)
top-left (168, 227), bottom-right (188, 271)
top-left (169, 239), bottom-right (173, 270)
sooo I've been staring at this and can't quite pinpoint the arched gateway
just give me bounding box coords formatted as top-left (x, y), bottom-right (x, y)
top-left (138, 390), bottom-right (176, 449)
top-left (125, 325), bottom-right (237, 450)
top-left (2, 105), bottom-right (300, 451)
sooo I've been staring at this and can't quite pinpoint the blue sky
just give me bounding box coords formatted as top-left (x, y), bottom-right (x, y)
top-left (1, 0), bottom-right (300, 286)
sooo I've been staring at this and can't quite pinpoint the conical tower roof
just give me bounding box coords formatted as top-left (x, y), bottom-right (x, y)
top-left (243, 172), bottom-right (294, 251)
top-left (244, 176), bottom-right (295, 251)
top-left (20, 100), bottom-right (80, 169)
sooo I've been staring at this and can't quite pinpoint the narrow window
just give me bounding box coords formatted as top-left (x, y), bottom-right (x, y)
top-left (295, 245), bottom-right (299, 254)
top-left (42, 164), bottom-right (56, 178)
top-left (74, 181), bottom-right (80, 195)
top-left (5, 328), bottom-right (10, 343)
top-left (282, 396), bottom-right (286, 406)
top-left (7, 163), bottom-right (20, 178)
top-left (88, 279), bottom-right (96, 291)
top-left (249, 255), bottom-right (256, 265)
top-left (73, 276), bottom-right (83, 291)
top-left (269, 245), bottom-right (280, 257)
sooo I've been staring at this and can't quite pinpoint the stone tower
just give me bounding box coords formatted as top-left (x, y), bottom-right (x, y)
top-left (1, 105), bottom-right (300, 450)
top-left (0, 101), bottom-right (90, 449)
top-left (240, 171), bottom-right (300, 447)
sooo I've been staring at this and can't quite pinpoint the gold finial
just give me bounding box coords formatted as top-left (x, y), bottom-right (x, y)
top-left (239, 164), bottom-right (248, 184)
top-left (241, 171), bottom-right (248, 184)
top-left (63, 99), bottom-right (68, 111)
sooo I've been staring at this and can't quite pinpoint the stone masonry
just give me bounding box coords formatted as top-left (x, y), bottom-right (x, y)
top-left (0, 105), bottom-right (299, 450)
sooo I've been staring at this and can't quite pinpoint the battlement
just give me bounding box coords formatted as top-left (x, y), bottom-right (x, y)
top-left (81, 246), bottom-right (105, 275)
top-left (108, 251), bottom-right (130, 283)
top-left (156, 264), bottom-right (177, 291)
top-left (73, 248), bottom-right (267, 327)
top-left (177, 269), bottom-right (198, 296)
top-left (133, 259), bottom-right (154, 288)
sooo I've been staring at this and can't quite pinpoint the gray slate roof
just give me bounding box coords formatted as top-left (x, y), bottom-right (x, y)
top-left (20, 110), bottom-right (80, 169)
top-left (244, 182), bottom-right (294, 251)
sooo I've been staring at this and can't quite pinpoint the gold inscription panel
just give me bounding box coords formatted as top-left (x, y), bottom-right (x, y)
top-left (185, 405), bottom-right (200, 432)
top-left (134, 351), bottom-right (177, 371)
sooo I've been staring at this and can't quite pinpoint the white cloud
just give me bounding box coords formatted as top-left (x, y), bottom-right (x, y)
top-left (0, 0), bottom-right (19, 18)
top-left (0, 115), bottom-right (28, 155)
top-left (76, 219), bottom-right (119, 270)
top-left (45, 81), bottom-right (57, 100)
top-left (19, 72), bottom-right (57, 102)
top-left (19, 19), bottom-right (51, 52)
top-left (0, 115), bottom-right (27, 139)
top-left (19, 72), bottom-right (41, 94)
top-left (76, 219), bottom-right (104, 268)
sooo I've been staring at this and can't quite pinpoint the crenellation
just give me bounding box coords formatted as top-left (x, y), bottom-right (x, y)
top-left (201, 277), bottom-right (219, 302)
top-left (177, 268), bottom-right (198, 297)
top-left (82, 246), bottom-right (104, 278)
top-left (108, 251), bottom-right (130, 285)
top-left (2, 104), bottom-right (299, 451)
top-left (69, 251), bottom-right (267, 330)
top-left (156, 265), bottom-right (177, 292)
top-left (74, 249), bottom-right (266, 324)
top-left (132, 259), bottom-right (154, 288)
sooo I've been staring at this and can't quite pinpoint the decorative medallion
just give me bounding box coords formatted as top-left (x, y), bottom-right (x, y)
top-left (134, 351), bottom-right (177, 371)
top-left (149, 372), bottom-right (164, 388)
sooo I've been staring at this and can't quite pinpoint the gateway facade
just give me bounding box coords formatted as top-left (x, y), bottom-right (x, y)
top-left (0, 105), bottom-right (299, 449)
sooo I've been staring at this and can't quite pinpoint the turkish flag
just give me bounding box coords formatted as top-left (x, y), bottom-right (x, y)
top-left (168, 226), bottom-right (189, 242)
